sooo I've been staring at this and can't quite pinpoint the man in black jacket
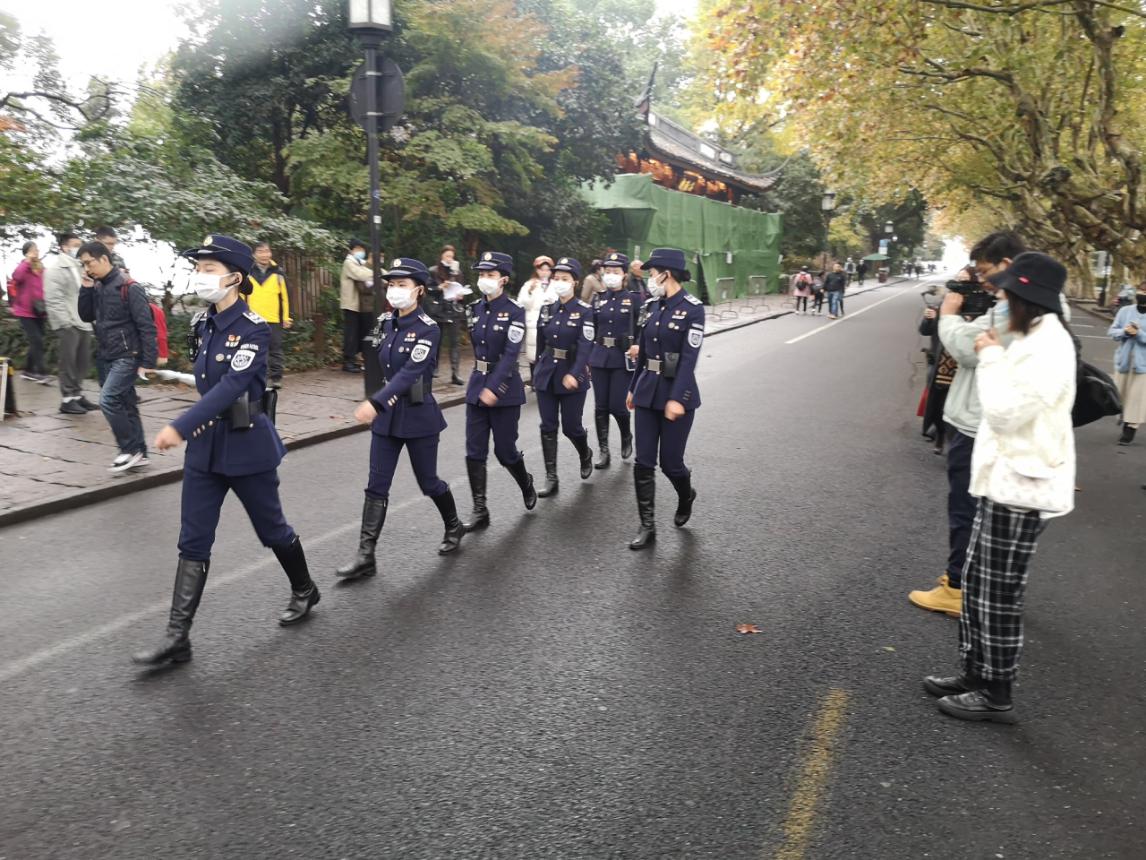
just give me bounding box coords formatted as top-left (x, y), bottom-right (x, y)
top-left (78, 241), bottom-right (158, 473)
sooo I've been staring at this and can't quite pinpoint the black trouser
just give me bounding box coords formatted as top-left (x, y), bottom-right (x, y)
top-left (267, 322), bottom-right (284, 382)
top-left (342, 309), bottom-right (373, 363)
top-left (438, 320), bottom-right (460, 373)
top-left (18, 317), bottom-right (46, 375)
top-left (812, 291), bottom-right (824, 313)
top-left (795, 295), bottom-right (808, 312)
top-left (945, 425), bottom-right (975, 589)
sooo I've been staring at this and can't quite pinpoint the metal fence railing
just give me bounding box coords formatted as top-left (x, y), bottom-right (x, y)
top-left (278, 251), bottom-right (336, 322)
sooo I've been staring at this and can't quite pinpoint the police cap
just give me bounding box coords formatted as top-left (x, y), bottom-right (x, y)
top-left (181, 235), bottom-right (255, 276)
top-left (644, 247), bottom-right (690, 274)
top-left (383, 257), bottom-right (431, 285)
top-left (474, 251), bottom-right (514, 276)
top-left (552, 256), bottom-right (583, 279)
top-left (602, 252), bottom-right (630, 271)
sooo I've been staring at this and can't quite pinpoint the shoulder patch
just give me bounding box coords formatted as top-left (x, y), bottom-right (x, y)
top-left (684, 293), bottom-right (702, 305)
top-left (410, 341), bottom-right (431, 363)
top-left (576, 299), bottom-right (591, 309)
top-left (243, 310), bottom-right (265, 324)
top-left (190, 310), bottom-right (208, 327)
top-left (419, 313), bottom-right (438, 327)
top-left (506, 297), bottom-right (522, 308)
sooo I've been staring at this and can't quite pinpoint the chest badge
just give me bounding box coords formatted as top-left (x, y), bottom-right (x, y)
top-left (215, 354), bottom-right (226, 362)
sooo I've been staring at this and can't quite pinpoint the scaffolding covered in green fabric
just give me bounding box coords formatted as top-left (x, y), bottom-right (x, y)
top-left (582, 174), bottom-right (783, 302)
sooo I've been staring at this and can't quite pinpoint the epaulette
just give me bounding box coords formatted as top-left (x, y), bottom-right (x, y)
top-left (190, 310), bottom-right (208, 328)
top-left (506, 297), bottom-right (522, 308)
top-left (243, 310), bottom-right (266, 324)
top-left (419, 312), bottom-right (438, 327)
top-left (379, 311), bottom-right (394, 322)
top-left (576, 299), bottom-right (591, 309)
top-left (644, 297), bottom-right (660, 306)
top-left (684, 293), bottom-right (702, 305)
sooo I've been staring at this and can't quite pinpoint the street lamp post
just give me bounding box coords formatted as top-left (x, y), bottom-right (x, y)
top-left (820, 190), bottom-right (837, 271)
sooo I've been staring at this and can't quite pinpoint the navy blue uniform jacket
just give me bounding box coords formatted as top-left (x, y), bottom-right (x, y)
top-left (368, 311), bottom-right (448, 439)
top-left (171, 300), bottom-right (286, 476)
top-left (589, 289), bottom-right (641, 369)
top-left (628, 289), bottom-right (705, 411)
top-left (466, 292), bottom-right (527, 407)
top-left (532, 298), bottom-right (593, 395)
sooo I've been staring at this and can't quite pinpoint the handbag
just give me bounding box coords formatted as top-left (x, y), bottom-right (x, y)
top-left (986, 457), bottom-right (1072, 515)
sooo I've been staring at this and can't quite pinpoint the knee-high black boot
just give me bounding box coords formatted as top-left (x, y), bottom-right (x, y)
top-left (629, 465), bottom-right (657, 550)
top-left (538, 431), bottom-right (560, 498)
top-left (131, 558), bottom-right (210, 665)
top-left (336, 495), bottom-right (388, 579)
top-left (504, 456), bottom-right (538, 510)
top-left (571, 434), bottom-right (594, 480)
top-left (432, 488), bottom-right (465, 555)
top-left (273, 536), bottom-right (321, 625)
top-left (617, 413), bottom-right (633, 460)
top-left (463, 458), bottom-right (490, 532)
top-left (594, 412), bottom-right (611, 470)
top-left (667, 473), bottom-right (697, 528)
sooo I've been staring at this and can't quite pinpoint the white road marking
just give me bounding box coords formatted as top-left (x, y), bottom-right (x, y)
top-left (785, 288), bottom-right (915, 345)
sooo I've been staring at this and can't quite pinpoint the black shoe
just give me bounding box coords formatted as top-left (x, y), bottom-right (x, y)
top-left (431, 489), bottom-right (465, 555)
top-left (463, 458), bottom-right (490, 532)
top-left (571, 434), bottom-right (594, 480)
top-left (629, 465), bottom-right (657, 550)
top-left (78, 396), bottom-right (100, 411)
top-left (618, 414), bottom-right (633, 460)
top-left (451, 373), bottom-right (465, 386)
top-left (667, 473), bottom-right (696, 527)
top-left (269, 379), bottom-right (283, 390)
top-left (922, 674), bottom-right (978, 698)
top-left (505, 456), bottom-right (538, 510)
top-left (1118, 425), bottom-right (1136, 445)
top-left (337, 495), bottom-right (387, 578)
top-left (537, 431), bottom-right (560, 498)
top-left (938, 688), bottom-right (1016, 724)
top-left (594, 413), bottom-right (611, 470)
top-left (342, 363), bottom-right (362, 373)
top-left (272, 537), bottom-right (319, 625)
top-left (279, 583), bottom-right (321, 626)
top-left (59, 400), bottom-right (86, 415)
top-left (131, 558), bottom-right (209, 665)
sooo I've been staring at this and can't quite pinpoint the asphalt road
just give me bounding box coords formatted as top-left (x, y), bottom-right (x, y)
top-left (2, 281), bottom-right (1143, 860)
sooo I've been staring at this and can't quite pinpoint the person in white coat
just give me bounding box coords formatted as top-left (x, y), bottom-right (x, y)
top-left (923, 252), bottom-right (1076, 725)
top-left (516, 255), bottom-right (556, 381)
top-left (43, 232), bottom-right (97, 414)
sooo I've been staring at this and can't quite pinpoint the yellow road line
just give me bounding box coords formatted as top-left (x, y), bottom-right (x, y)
top-left (771, 688), bottom-right (851, 860)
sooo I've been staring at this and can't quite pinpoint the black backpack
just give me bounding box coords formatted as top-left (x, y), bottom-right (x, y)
top-left (1065, 318), bottom-right (1122, 427)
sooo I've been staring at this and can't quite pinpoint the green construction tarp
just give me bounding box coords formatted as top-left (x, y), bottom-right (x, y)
top-left (582, 173), bottom-right (783, 302)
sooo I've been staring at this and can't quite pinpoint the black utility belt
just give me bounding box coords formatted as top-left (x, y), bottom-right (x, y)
top-left (596, 336), bottom-right (633, 350)
top-left (381, 376), bottom-right (426, 405)
top-left (645, 353), bottom-right (680, 379)
top-left (218, 391), bottom-right (277, 429)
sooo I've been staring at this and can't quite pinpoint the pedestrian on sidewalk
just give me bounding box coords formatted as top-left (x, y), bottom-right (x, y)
top-left (790, 266), bottom-right (813, 315)
top-left (459, 251), bottom-right (538, 533)
top-left (844, 256), bottom-right (856, 287)
top-left (337, 257), bottom-right (465, 582)
top-left (247, 242), bottom-right (291, 388)
top-left (581, 259), bottom-right (604, 303)
top-left (533, 256), bottom-right (595, 498)
top-left (517, 255), bottom-right (556, 382)
top-left (590, 252), bottom-right (640, 469)
top-left (811, 270), bottom-right (826, 315)
top-left (626, 247), bottom-right (702, 550)
top-left (1108, 288), bottom-right (1146, 445)
top-left (77, 240), bottom-right (158, 473)
top-left (43, 232), bottom-right (97, 412)
top-left (426, 248), bottom-right (465, 385)
top-left (925, 252), bottom-right (1077, 724)
top-left (133, 235), bottom-right (321, 667)
top-left (340, 239), bottom-right (377, 373)
top-left (908, 231), bottom-right (1025, 618)
top-left (10, 241), bottom-right (50, 383)
top-left (824, 262), bottom-right (847, 319)
top-left (95, 226), bottom-right (129, 274)
top-left (856, 259), bottom-right (868, 286)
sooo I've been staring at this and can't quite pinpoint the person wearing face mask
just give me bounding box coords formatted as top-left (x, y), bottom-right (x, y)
top-left (588, 252), bottom-right (640, 469)
top-left (132, 236), bottom-right (319, 666)
top-left (517, 256), bottom-right (557, 381)
top-left (340, 239), bottom-right (377, 373)
top-left (43, 232), bottom-right (98, 413)
top-left (459, 251), bottom-right (538, 532)
top-left (580, 259), bottom-right (604, 303)
top-left (532, 256), bottom-right (595, 496)
top-left (337, 257), bottom-right (465, 581)
top-left (625, 249), bottom-right (704, 550)
top-left (1108, 287), bottom-right (1146, 445)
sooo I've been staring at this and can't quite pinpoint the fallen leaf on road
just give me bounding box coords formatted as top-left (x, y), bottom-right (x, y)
top-left (736, 623), bottom-right (763, 635)
top-left (882, 646), bottom-right (896, 652)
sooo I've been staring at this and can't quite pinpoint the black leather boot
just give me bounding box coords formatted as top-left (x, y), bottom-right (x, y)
top-left (131, 558), bottom-right (209, 665)
top-left (336, 495), bottom-right (388, 579)
top-left (463, 458), bottom-right (491, 532)
top-left (504, 456), bottom-right (538, 510)
top-left (629, 465), bottom-right (657, 550)
top-left (938, 680), bottom-right (1016, 723)
top-left (594, 413), bottom-right (611, 470)
top-left (922, 674), bottom-right (979, 697)
top-left (667, 472), bottom-right (697, 527)
top-left (432, 488), bottom-right (465, 555)
top-left (272, 536), bottom-right (321, 626)
top-left (537, 431), bottom-right (560, 498)
top-left (1119, 424), bottom-right (1136, 445)
top-left (618, 414), bottom-right (633, 460)
top-left (571, 434), bottom-right (594, 480)
top-left (451, 372), bottom-right (465, 386)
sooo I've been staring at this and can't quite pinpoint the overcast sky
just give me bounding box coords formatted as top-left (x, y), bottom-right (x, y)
top-left (5, 0), bottom-right (700, 90)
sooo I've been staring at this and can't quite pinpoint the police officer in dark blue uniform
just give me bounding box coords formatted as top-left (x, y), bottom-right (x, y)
top-left (533, 256), bottom-right (595, 497)
top-left (626, 248), bottom-right (704, 550)
top-left (133, 236), bottom-right (319, 666)
top-left (336, 257), bottom-right (465, 580)
top-left (589, 252), bottom-right (640, 469)
top-left (461, 251), bottom-right (538, 531)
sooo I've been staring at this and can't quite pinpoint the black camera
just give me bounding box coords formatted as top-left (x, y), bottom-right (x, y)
top-left (946, 279), bottom-right (997, 318)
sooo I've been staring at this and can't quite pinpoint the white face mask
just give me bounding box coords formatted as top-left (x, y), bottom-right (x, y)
top-left (386, 286), bottom-right (418, 310)
top-left (647, 272), bottom-right (666, 298)
top-left (553, 280), bottom-right (574, 299)
top-left (66, 246), bottom-right (81, 258)
top-left (602, 272), bottom-right (623, 290)
top-left (478, 277), bottom-right (503, 297)
top-left (191, 272), bottom-right (236, 304)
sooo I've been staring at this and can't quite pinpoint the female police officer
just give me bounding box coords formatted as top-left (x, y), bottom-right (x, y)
top-left (336, 257), bottom-right (465, 581)
top-left (461, 251), bottom-right (538, 532)
top-left (134, 236), bottom-right (319, 666)
top-left (589, 252), bottom-right (640, 469)
top-left (626, 248), bottom-right (704, 550)
top-left (533, 256), bottom-right (595, 497)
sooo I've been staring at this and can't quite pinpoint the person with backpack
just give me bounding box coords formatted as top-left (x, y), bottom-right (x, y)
top-left (789, 266), bottom-right (814, 315)
top-left (77, 241), bottom-right (158, 473)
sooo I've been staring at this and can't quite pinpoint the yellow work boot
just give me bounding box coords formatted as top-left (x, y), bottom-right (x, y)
top-left (909, 579), bottom-right (962, 618)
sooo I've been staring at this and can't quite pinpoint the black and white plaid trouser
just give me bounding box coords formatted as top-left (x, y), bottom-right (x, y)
top-left (959, 498), bottom-right (1048, 682)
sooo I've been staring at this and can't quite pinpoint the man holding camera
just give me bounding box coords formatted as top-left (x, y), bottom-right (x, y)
top-left (908, 232), bottom-right (1025, 617)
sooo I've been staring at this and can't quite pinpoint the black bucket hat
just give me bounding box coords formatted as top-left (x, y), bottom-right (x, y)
top-left (987, 251), bottom-right (1066, 314)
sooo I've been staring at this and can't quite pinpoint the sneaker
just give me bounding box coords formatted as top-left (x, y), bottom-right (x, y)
top-left (21, 372), bottom-right (49, 384)
top-left (110, 451), bottom-right (148, 473)
top-left (59, 400), bottom-right (86, 415)
top-left (78, 396), bottom-right (100, 412)
top-left (109, 453), bottom-right (132, 470)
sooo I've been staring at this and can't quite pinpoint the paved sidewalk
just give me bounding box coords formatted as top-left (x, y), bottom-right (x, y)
top-left (0, 280), bottom-right (901, 525)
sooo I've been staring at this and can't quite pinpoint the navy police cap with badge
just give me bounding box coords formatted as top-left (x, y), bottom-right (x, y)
top-left (180, 235), bottom-right (255, 276)
top-left (474, 251), bottom-right (514, 276)
top-left (552, 256), bottom-right (583, 280)
top-left (602, 252), bottom-right (630, 271)
top-left (382, 257), bottom-right (431, 285)
top-left (644, 247), bottom-right (690, 274)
